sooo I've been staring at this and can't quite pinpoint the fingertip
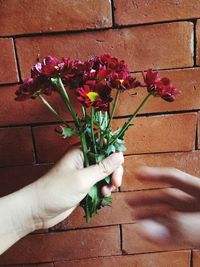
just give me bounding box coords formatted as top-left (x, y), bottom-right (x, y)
top-left (101, 185), bottom-right (112, 197)
top-left (111, 165), bottom-right (123, 187)
top-left (138, 219), bottom-right (170, 241)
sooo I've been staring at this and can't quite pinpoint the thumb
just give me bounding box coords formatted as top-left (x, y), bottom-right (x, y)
top-left (81, 152), bottom-right (124, 186)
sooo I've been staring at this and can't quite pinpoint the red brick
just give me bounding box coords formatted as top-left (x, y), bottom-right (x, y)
top-left (115, 68), bottom-right (200, 117)
top-left (193, 250), bottom-right (200, 267)
top-left (33, 124), bottom-right (79, 163)
top-left (0, 0), bottom-right (112, 36)
top-left (55, 250), bottom-right (191, 267)
top-left (113, 113), bottom-right (197, 155)
top-left (0, 38), bottom-right (18, 84)
top-left (122, 150), bottom-right (200, 191)
top-left (52, 189), bottom-right (176, 231)
top-left (52, 192), bottom-right (133, 230)
top-left (197, 112), bottom-right (200, 149)
top-left (0, 127), bottom-right (34, 167)
top-left (33, 113), bottom-right (197, 163)
top-left (122, 223), bottom-right (192, 254)
top-left (16, 22), bottom-right (193, 79)
top-left (23, 264), bottom-right (53, 267)
top-left (196, 20), bottom-right (200, 66)
top-left (114, 0), bottom-right (200, 26)
top-left (0, 226), bottom-right (120, 265)
top-left (0, 164), bottom-right (51, 197)
top-left (0, 85), bottom-right (81, 126)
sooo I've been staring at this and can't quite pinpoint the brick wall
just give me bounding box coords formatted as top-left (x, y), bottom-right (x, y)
top-left (0, 0), bottom-right (200, 266)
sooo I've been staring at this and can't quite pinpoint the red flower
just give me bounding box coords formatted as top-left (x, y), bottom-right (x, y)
top-left (110, 75), bottom-right (141, 90)
top-left (31, 62), bottom-right (42, 78)
top-left (76, 82), bottom-right (112, 111)
top-left (142, 69), bottom-right (180, 102)
top-left (15, 78), bottom-right (36, 101)
top-left (15, 76), bottom-right (55, 101)
top-left (41, 56), bottom-right (60, 77)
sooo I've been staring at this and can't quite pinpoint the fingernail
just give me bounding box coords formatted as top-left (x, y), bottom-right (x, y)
top-left (139, 219), bottom-right (170, 240)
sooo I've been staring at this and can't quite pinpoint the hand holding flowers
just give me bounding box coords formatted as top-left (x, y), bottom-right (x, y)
top-left (15, 54), bottom-right (180, 222)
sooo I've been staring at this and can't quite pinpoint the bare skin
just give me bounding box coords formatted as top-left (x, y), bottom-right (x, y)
top-left (128, 167), bottom-right (200, 247)
top-left (0, 148), bottom-right (124, 255)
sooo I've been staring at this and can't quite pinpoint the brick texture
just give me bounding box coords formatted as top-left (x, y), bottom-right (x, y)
top-left (0, 0), bottom-right (112, 36)
top-left (51, 189), bottom-right (180, 231)
top-left (0, 127), bottom-right (34, 167)
top-left (16, 22), bottom-right (193, 79)
top-left (115, 68), bottom-right (200, 116)
top-left (122, 150), bottom-right (200, 191)
top-left (0, 38), bottom-right (18, 84)
top-left (0, 85), bottom-right (81, 126)
top-left (196, 20), bottom-right (200, 66)
top-left (114, 0), bottom-right (200, 26)
top-left (33, 124), bottom-right (79, 163)
top-left (113, 113), bottom-right (197, 155)
top-left (32, 113), bottom-right (197, 163)
top-left (0, 226), bottom-right (120, 265)
top-left (193, 250), bottom-right (200, 267)
top-left (0, 164), bottom-right (51, 197)
top-left (55, 250), bottom-right (191, 267)
top-left (122, 224), bottom-right (193, 254)
top-left (52, 192), bottom-right (133, 230)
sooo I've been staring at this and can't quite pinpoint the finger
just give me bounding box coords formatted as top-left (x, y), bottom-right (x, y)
top-left (134, 205), bottom-right (172, 221)
top-left (58, 147), bottom-right (84, 170)
top-left (101, 184), bottom-right (115, 197)
top-left (137, 213), bottom-right (200, 247)
top-left (135, 167), bottom-right (200, 199)
top-left (128, 188), bottom-right (199, 212)
top-left (80, 152), bottom-right (124, 186)
top-left (111, 165), bottom-right (124, 188)
top-left (136, 219), bottom-right (171, 243)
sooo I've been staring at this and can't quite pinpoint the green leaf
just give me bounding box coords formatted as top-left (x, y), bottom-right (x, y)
top-left (105, 176), bottom-right (111, 184)
top-left (61, 126), bottom-right (77, 138)
top-left (105, 144), bottom-right (116, 155)
top-left (113, 138), bottom-right (127, 152)
top-left (88, 185), bottom-right (99, 202)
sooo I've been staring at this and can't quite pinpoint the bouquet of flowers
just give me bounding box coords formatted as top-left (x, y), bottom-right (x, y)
top-left (15, 54), bottom-right (180, 223)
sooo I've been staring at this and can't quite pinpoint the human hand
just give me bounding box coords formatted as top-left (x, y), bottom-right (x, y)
top-left (0, 147), bottom-right (124, 255)
top-left (34, 148), bottom-right (124, 229)
top-left (127, 167), bottom-right (200, 247)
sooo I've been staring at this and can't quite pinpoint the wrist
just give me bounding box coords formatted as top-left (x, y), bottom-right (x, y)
top-left (7, 183), bottom-right (43, 238)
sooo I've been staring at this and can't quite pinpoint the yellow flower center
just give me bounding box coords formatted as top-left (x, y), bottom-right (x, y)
top-left (119, 79), bottom-right (124, 84)
top-left (87, 92), bottom-right (99, 101)
top-left (54, 66), bottom-right (59, 70)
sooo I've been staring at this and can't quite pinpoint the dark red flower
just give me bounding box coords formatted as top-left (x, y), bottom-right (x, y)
top-left (40, 56), bottom-right (60, 77)
top-left (142, 69), bottom-right (180, 102)
top-left (76, 82), bottom-right (112, 111)
top-left (142, 69), bottom-right (160, 89)
top-left (31, 62), bottom-right (42, 78)
top-left (15, 76), bottom-right (55, 101)
top-left (15, 78), bottom-right (36, 101)
top-left (110, 75), bottom-right (141, 90)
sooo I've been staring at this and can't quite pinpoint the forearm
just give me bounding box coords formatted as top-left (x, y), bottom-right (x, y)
top-left (0, 183), bottom-right (41, 255)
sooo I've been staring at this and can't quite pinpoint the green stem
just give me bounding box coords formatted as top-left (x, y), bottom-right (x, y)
top-left (38, 95), bottom-right (68, 125)
top-left (80, 132), bottom-right (89, 167)
top-left (56, 78), bottom-right (80, 128)
top-left (82, 106), bottom-right (86, 120)
top-left (90, 108), bottom-right (97, 155)
top-left (107, 90), bottom-right (120, 129)
top-left (109, 93), bottom-right (152, 145)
